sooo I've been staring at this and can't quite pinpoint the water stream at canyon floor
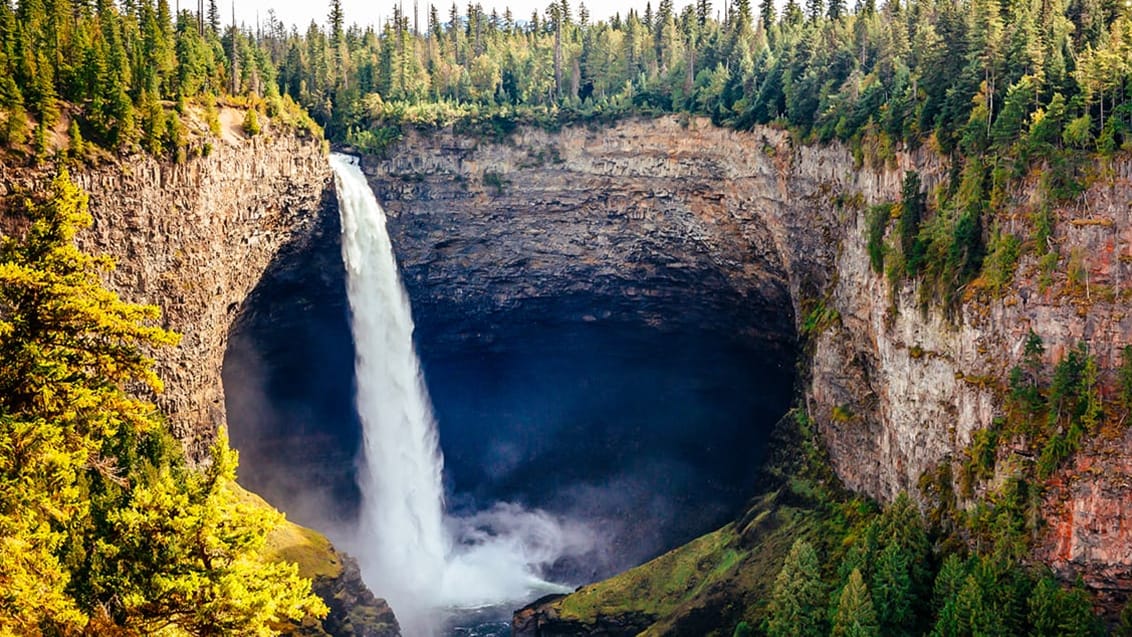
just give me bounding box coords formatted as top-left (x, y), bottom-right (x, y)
top-left (331, 153), bottom-right (586, 635)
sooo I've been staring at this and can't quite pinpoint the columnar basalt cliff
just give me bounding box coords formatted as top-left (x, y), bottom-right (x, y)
top-left (363, 116), bottom-right (1132, 606)
top-left (2, 125), bottom-right (330, 461)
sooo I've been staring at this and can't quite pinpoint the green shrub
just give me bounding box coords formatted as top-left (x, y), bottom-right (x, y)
top-left (482, 170), bottom-right (508, 194)
top-left (981, 227), bottom-right (1021, 295)
top-left (866, 204), bottom-right (893, 274)
top-left (242, 108), bottom-right (261, 136)
top-left (1062, 114), bottom-right (1092, 149)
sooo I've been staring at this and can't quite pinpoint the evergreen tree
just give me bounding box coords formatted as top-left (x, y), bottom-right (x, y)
top-left (900, 171), bottom-right (926, 275)
top-left (242, 105), bottom-right (261, 135)
top-left (66, 117), bottom-right (84, 158)
top-left (1027, 577), bottom-right (1096, 637)
top-left (766, 539), bottom-right (826, 637)
top-left (0, 171), bottom-right (327, 634)
top-left (758, 0), bottom-right (774, 34)
top-left (832, 569), bottom-right (881, 637)
top-left (871, 543), bottom-right (914, 636)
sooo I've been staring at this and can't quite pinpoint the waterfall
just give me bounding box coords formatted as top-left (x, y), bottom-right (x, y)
top-left (330, 154), bottom-right (586, 636)
top-left (332, 153), bottom-right (449, 630)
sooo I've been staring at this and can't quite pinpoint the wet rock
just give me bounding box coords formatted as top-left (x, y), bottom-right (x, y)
top-left (512, 594), bottom-right (653, 637)
top-left (310, 555), bottom-right (401, 637)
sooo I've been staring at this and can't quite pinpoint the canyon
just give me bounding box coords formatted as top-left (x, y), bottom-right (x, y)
top-left (8, 110), bottom-right (1132, 633)
top-left (360, 116), bottom-right (1132, 621)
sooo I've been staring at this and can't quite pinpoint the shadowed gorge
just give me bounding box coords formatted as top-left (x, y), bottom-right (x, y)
top-left (221, 159), bottom-right (798, 588)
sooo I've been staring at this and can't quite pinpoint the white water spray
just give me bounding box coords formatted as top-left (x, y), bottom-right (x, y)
top-left (331, 154), bottom-right (587, 635)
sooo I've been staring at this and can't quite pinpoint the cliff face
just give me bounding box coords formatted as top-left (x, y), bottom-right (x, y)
top-left (0, 127), bottom-right (331, 461)
top-left (1, 120), bottom-right (400, 636)
top-left (362, 121), bottom-right (798, 357)
top-left (365, 117), bottom-right (1132, 602)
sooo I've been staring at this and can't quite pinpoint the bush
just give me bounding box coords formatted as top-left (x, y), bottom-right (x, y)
top-left (1062, 114), bottom-right (1092, 149)
top-left (2, 103), bottom-right (29, 145)
top-left (482, 170), bottom-right (508, 194)
top-left (866, 204), bottom-right (893, 274)
top-left (242, 108), bottom-right (261, 136)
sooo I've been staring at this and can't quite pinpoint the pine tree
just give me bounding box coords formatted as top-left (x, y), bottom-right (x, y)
top-left (242, 106), bottom-right (261, 135)
top-left (0, 171), bottom-right (327, 634)
top-left (900, 171), bottom-right (926, 275)
top-left (806, 0), bottom-right (823, 22)
top-left (1027, 576), bottom-right (1096, 637)
top-left (871, 543), bottom-right (914, 636)
top-left (766, 539), bottom-right (826, 637)
top-left (0, 170), bottom-right (178, 632)
top-left (67, 117), bottom-right (84, 158)
top-left (2, 101), bottom-right (29, 144)
top-left (931, 554), bottom-right (968, 616)
top-left (758, 0), bottom-right (774, 34)
top-left (329, 0), bottom-right (344, 48)
top-left (832, 569), bottom-right (881, 637)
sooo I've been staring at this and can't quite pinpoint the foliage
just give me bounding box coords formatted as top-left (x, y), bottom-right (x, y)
top-left (865, 204), bottom-right (892, 274)
top-left (1119, 345), bottom-right (1132, 414)
top-left (766, 539), bottom-right (825, 637)
top-left (899, 172), bottom-right (926, 277)
top-left (0, 0), bottom-right (319, 157)
top-left (196, 0), bottom-right (1132, 162)
top-left (482, 170), bottom-right (509, 194)
top-left (0, 171), bottom-right (326, 634)
top-left (801, 300), bottom-right (840, 336)
top-left (243, 107), bottom-right (262, 136)
top-left (978, 226), bottom-right (1021, 296)
top-left (831, 569), bottom-right (879, 637)
top-left (1027, 576), bottom-right (1098, 636)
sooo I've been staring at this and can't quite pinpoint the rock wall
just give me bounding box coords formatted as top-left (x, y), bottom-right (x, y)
top-left (1, 126), bottom-right (331, 461)
top-left (365, 116), bottom-right (1132, 602)
top-left (362, 121), bottom-right (797, 357)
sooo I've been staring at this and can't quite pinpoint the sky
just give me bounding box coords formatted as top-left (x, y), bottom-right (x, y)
top-left (226, 0), bottom-right (699, 32)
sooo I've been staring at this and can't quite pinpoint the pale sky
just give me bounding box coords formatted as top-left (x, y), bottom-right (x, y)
top-left (225, 0), bottom-right (700, 32)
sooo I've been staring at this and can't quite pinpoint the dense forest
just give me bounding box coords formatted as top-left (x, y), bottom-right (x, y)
top-left (2, 0), bottom-right (1132, 633)
top-left (1, 0), bottom-right (1129, 157)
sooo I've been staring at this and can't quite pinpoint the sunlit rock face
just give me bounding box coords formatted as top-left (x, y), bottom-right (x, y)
top-left (0, 128), bottom-right (330, 462)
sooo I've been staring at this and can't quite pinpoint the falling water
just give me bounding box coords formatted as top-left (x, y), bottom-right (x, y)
top-left (330, 154), bottom-right (586, 635)
top-left (332, 152), bottom-right (449, 629)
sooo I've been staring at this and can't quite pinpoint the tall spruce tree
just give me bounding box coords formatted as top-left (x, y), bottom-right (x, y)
top-left (766, 539), bottom-right (826, 637)
top-left (833, 569), bottom-right (881, 637)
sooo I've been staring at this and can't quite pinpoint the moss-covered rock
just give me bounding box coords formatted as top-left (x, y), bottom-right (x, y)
top-left (237, 485), bottom-right (401, 637)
